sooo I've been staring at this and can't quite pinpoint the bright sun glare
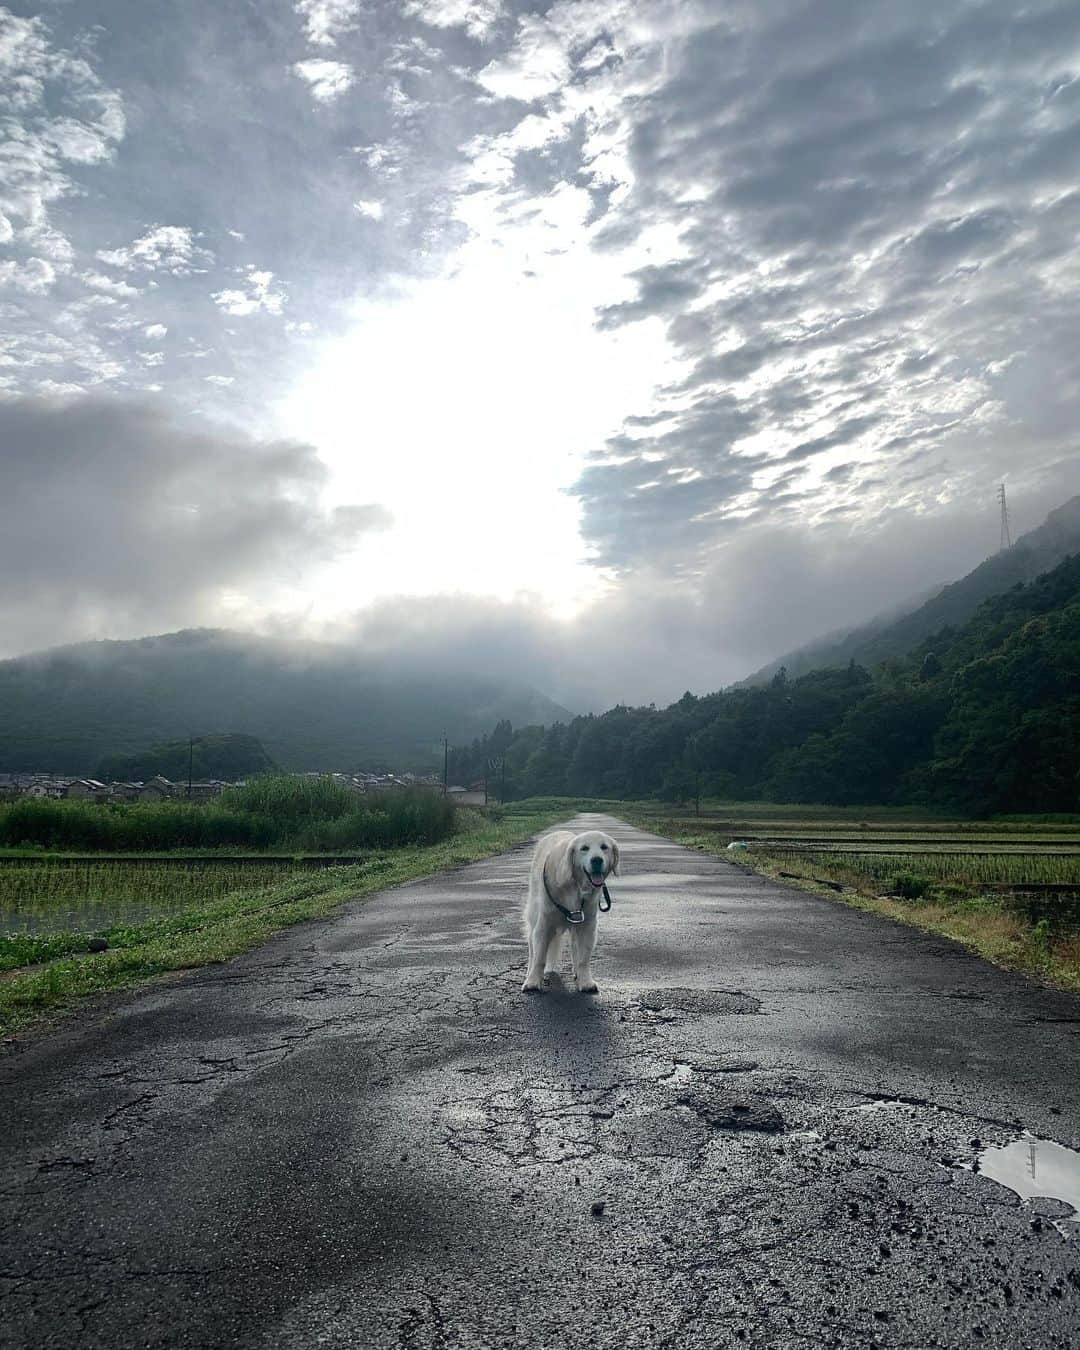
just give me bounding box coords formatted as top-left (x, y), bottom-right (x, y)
top-left (278, 209), bottom-right (679, 617)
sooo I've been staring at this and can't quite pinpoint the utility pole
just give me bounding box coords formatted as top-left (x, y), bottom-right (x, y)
top-left (187, 735), bottom-right (194, 799)
top-left (442, 736), bottom-right (448, 796)
top-left (500, 755), bottom-right (507, 805)
top-left (998, 483), bottom-right (1012, 552)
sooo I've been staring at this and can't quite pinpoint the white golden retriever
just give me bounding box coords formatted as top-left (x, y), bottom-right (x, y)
top-left (521, 829), bottom-right (620, 994)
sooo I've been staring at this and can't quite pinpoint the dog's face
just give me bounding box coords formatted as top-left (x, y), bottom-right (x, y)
top-left (568, 830), bottom-right (619, 891)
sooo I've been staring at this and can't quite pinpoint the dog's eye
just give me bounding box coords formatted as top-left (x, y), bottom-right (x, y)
top-left (581, 845), bottom-right (589, 851)
top-left (600, 844), bottom-right (608, 851)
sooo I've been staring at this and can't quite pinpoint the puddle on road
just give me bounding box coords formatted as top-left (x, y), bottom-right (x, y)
top-left (852, 1099), bottom-right (1080, 1240)
top-left (661, 1062), bottom-right (695, 1086)
top-left (974, 1134), bottom-right (1080, 1235)
top-left (854, 1097), bottom-right (928, 1114)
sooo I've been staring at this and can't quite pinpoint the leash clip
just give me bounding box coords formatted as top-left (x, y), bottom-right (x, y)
top-left (599, 883), bottom-right (612, 913)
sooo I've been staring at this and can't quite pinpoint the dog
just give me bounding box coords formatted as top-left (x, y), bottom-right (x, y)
top-left (521, 828), bottom-right (620, 994)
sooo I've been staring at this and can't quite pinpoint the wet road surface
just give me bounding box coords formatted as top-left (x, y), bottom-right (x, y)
top-left (3, 814), bottom-right (1080, 1348)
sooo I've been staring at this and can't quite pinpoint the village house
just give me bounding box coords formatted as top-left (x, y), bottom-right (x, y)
top-left (61, 779), bottom-right (110, 801)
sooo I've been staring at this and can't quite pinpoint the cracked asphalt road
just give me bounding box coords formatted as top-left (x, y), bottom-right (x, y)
top-left (3, 814), bottom-right (1080, 1348)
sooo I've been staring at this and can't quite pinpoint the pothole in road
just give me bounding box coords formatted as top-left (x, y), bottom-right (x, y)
top-left (637, 988), bottom-right (763, 1016)
top-left (971, 1134), bottom-right (1080, 1239)
top-left (676, 1082), bottom-right (785, 1133)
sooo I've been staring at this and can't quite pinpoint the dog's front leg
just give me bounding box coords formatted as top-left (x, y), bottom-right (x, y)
top-left (570, 913), bottom-right (599, 994)
top-left (522, 913), bottom-right (557, 992)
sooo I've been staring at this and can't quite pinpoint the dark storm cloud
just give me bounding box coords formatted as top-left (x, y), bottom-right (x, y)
top-left (0, 395), bottom-right (389, 655)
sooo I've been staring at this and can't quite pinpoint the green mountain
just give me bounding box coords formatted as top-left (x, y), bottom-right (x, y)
top-left (744, 496), bottom-right (1080, 685)
top-left (451, 552), bottom-right (1080, 814)
top-left (0, 629), bottom-right (571, 775)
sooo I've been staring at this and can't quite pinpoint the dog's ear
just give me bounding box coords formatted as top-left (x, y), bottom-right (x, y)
top-left (609, 837), bottom-right (620, 876)
top-left (563, 836), bottom-right (580, 882)
top-left (549, 835), bottom-right (576, 890)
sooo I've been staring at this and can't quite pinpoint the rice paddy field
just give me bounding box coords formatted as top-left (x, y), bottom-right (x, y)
top-left (0, 859), bottom-right (313, 952)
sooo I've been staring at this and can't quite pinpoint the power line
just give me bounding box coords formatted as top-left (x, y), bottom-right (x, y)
top-left (998, 483), bottom-right (1012, 552)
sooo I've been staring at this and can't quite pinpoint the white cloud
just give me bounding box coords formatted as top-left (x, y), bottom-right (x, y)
top-left (205, 374), bottom-right (235, 386)
top-left (403, 0), bottom-right (502, 42)
top-left (0, 9), bottom-right (124, 284)
top-left (292, 58), bottom-right (354, 102)
top-left (41, 116), bottom-right (115, 165)
top-left (144, 323), bottom-right (168, 339)
top-left (352, 198), bottom-right (384, 220)
top-left (81, 270), bottom-right (140, 297)
top-left (0, 257), bottom-right (55, 294)
top-left (212, 267), bottom-right (286, 316)
top-left (98, 225), bottom-right (213, 275)
top-left (293, 0), bottom-right (362, 47)
top-left (476, 13), bottom-right (571, 99)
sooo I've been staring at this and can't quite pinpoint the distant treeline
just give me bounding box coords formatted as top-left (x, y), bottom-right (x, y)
top-left (450, 554), bottom-right (1080, 816)
top-left (0, 777), bottom-right (457, 852)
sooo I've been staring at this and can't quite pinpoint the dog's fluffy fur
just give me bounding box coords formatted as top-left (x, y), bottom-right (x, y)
top-left (521, 828), bottom-right (620, 994)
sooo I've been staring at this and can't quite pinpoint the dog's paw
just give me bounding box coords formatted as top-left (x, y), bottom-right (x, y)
top-left (578, 981), bottom-right (599, 995)
top-left (521, 980), bottom-right (544, 994)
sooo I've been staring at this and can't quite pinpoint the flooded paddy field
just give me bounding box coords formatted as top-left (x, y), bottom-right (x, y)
top-left (0, 859), bottom-right (310, 945)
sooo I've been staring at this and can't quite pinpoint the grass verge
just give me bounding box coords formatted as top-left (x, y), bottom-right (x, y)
top-left (0, 807), bottom-right (566, 1041)
top-left (622, 809), bottom-right (1080, 995)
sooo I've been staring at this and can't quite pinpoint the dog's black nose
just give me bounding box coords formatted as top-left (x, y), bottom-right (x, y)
top-left (590, 856), bottom-right (605, 873)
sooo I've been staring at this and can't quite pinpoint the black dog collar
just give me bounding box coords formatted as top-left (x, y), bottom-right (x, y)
top-left (542, 863), bottom-right (612, 923)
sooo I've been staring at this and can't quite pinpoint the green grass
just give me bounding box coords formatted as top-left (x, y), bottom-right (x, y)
top-left (0, 805), bottom-right (568, 1040)
top-left (621, 803), bottom-right (1080, 994)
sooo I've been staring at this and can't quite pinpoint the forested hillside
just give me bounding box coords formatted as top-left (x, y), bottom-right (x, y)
top-left (745, 496), bottom-right (1080, 685)
top-left (451, 555), bottom-right (1080, 815)
top-left (0, 630), bottom-right (570, 774)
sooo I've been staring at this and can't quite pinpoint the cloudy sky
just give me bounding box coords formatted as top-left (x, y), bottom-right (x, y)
top-left (3, 0), bottom-right (1080, 704)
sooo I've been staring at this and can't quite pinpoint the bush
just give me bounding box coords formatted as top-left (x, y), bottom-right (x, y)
top-left (0, 781), bottom-right (457, 853)
top-left (220, 774), bottom-right (354, 825)
top-left (892, 871), bottom-right (931, 900)
top-left (297, 789), bottom-right (457, 850)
